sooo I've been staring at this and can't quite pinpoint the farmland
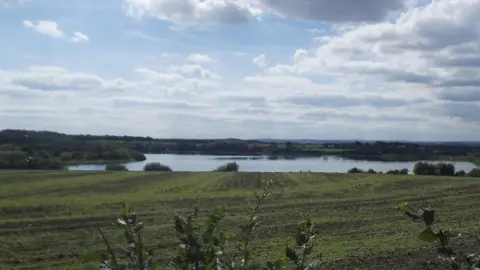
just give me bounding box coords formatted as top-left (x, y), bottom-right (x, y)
top-left (1, 171), bottom-right (480, 269)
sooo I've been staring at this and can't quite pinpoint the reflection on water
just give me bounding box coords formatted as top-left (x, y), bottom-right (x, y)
top-left (68, 154), bottom-right (478, 173)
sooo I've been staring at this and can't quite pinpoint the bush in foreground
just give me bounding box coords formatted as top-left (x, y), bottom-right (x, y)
top-left (85, 180), bottom-right (480, 270)
top-left (398, 202), bottom-right (480, 269)
top-left (105, 164), bottom-right (128, 171)
top-left (85, 180), bottom-right (321, 270)
top-left (214, 162), bottom-right (239, 172)
top-left (143, 162), bottom-right (172, 172)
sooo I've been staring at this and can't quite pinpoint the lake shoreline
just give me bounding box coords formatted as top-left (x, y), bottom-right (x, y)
top-left (68, 154), bottom-right (478, 173)
top-left (142, 152), bottom-right (480, 166)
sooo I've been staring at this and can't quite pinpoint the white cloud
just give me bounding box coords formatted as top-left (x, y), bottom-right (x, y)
top-left (1, 0), bottom-right (25, 8)
top-left (233, 52), bottom-right (249, 57)
top-left (186, 53), bottom-right (215, 63)
top-left (0, 62), bottom-right (478, 139)
top-left (122, 0), bottom-right (407, 25)
top-left (23, 20), bottom-right (64, 38)
top-left (123, 0), bottom-right (262, 25)
top-left (293, 49), bottom-right (308, 63)
top-left (70, 32), bottom-right (89, 43)
top-left (268, 0), bottom-right (480, 109)
top-left (253, 54), bottom-right (267, 67)
top-left (166, 64), bottom-right (222, 79)
top-left (4, 0), bottom-right (480, 140)
top-left (126, 30), bottom-right (164, 42)
top-left (1, 66), bottom-right (104, 91)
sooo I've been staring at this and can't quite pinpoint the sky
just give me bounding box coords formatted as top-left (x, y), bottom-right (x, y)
top-left (0, 0), bottom-right (479, 141)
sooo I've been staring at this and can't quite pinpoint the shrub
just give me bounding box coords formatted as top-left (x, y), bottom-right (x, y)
top-left (60, 152), bottom-right (73, 161)
top-left (367, 168), bottom-right (377, 174)
top-left (413, 162), bottom-right (455, 176)
top-left (468, 168), bottom-right (480, 177)
top-left (386, 170), bottom-right (399, 175)
top-left (85, 180), bottom-right (322, 270)
top-left (36, 158), bottom-right (65, 170)
top-left (398, 202), bottom-right (480, 269)
top-left (105, 164), bottom-right (128, 171)
top-left (348, 167), bottom-right (364, 173)
top-left (0, 151), bottom-right (64, 170)
top-left (455, 170), bottom-right (466, 177)
top-left (386, 168), bottom-right (409, 175)
top-left (438, 163), bottom-right (455, 176)
top-left (143, 162), bottom-right (172, 172)
top-left (131, 151), bottom-right (147, 162)
top-left (214, 162), bottom-right (239, 172)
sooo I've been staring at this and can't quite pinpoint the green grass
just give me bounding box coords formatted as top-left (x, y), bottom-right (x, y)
top-left (1, 171), bottom-right (480, 269)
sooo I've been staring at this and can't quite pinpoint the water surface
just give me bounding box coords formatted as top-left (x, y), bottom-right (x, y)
top-left (68, 154), bottom-right (477, 173)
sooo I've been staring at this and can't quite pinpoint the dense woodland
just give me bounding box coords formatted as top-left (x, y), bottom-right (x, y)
top-left (0, 130), bottom-right (146, 169)
top-left (0, 129), bottom-right (479, 170)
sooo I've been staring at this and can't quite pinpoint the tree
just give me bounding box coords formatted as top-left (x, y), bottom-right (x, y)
top-left (60, 152), bottom-right (73, 161)
top-left (143, 162), bottom-right (172, 172)
top-left (437, 163), bottom-right (455, 176)
top-left (348, 167), bottom-right (364, 173)
top-left (105, 164), bottom-right (129, 171)
top-left (286, 141), bottom-right (293, 149)
top-left (214, 162), bottom-right (239, 172)
top-left (413, 162), bottom-right (429, 175)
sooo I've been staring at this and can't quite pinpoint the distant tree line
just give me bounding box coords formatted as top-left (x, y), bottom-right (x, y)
top-left (0, 150), bottom-right (64, 170)
top-left (1, 129), bottom-right (479, 171)
top-left (0, 130), bottom-right (146, 170)
top-left (348, 163), bottom-right (479, 177)
top-left (413, 162), bottom-right (479, 177)
top-left (4, 129), bottom-right (479, 163)
top-left (104, 162), bottom-right (241, 173)
top-left (348, 167), bottom-right (409, 175)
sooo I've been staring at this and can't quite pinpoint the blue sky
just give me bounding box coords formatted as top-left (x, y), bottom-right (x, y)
top-left (0, 0), bottom-right (479, 140)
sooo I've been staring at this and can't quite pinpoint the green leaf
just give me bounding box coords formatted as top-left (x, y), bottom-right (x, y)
top-left (422, 208), bottom-right (435, 226)
top-left (285, 247), bottom-right (299, 264)
top-left (143, 252), bottom-right (149, 262)
top-left (122, 203), bottom-right (131, 217)
top-left (396, 201), bottom-right (408, 210)
top-left (418, 228), bottom-right (438, 243)
top-left (82, 251), bottom-right (104, 263)
top-left (274, 259), bottom-right (285, 270)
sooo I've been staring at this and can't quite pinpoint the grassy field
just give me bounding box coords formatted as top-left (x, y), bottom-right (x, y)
top-left (1, 171), bottom-right (480, 269)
